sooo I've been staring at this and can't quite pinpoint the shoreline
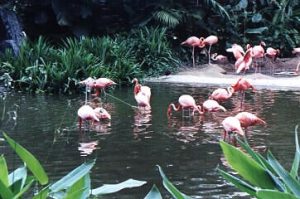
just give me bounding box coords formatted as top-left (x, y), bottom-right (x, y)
top-left (145, 64), bottom-right (300, 91)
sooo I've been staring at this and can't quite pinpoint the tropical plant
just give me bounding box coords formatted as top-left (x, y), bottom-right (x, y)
top-left (0, 132), bottom-right (147, 198)
top-left (219, 126), bottom-right (300, 198)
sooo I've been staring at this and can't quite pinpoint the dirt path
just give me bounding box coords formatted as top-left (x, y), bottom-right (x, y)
top-left (146, 57), bottom-right (300, 90)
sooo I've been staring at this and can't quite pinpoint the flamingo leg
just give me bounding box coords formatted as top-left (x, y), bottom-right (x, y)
top-left (222, 130), bottom-right (227, 141)
top-left (78, 117), bottom-right (82, 131)
top-left (208, 45), bottom-right (212, 65)
top-left (192, 46), bottom-right (195, 67)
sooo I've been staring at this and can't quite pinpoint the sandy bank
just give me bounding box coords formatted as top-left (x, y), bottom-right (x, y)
top-left (145, 64), bottom-right (300, 91)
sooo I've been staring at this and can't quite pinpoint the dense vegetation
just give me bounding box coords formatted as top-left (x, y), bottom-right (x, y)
top-left (0, 0), bottom-right (300, 92)
top-left (0, 27), bottom-right (180, 93)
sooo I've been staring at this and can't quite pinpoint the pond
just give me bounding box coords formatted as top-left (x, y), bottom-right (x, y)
top-left (1, 83), bottom-right (300, 198)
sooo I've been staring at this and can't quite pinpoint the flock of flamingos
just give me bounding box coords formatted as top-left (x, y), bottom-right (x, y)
top-left (76, 34), bottom-right (300, 144)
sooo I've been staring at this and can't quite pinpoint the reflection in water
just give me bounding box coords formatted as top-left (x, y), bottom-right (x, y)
top-left (133, 109), bottom-right (152, 138)
top-left (78, 140), bottom-right (99, 156)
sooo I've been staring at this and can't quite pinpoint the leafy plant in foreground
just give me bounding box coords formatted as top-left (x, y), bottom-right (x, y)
top-left (0, 132), bottom-right (146, 198)
top-left (219, 126), bottom-right (300, 198)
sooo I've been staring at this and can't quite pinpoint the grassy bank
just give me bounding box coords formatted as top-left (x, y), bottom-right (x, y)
top-left (0, 27), bottom-right (181, 94)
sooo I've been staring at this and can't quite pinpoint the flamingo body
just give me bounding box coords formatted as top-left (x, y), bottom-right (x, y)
top-left (235, 112), bottom-right (266, 129)
top-left (226, 44), bottom-right (245, 60)
top-left (210, 87), bottom-right (234, 102)
top-left (132, 78), bottom-right (151, 108)
top-left (77, 105), bottom-right (99, 129)
top-left (202, 99), bottom-right (226, 112)
top-left (222, 116), bottom-right (244, 136)
top-left (235, 48), bottom-right (253, 74)
top-left (167, 95), bottom-right (202, 116)
top-left (266, 47), bottom-right (280, 61)
top-left (231, 77), bottom-right (255, 92)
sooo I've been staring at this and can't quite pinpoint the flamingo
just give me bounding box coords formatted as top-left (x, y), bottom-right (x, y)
top-left (235, 112), bottom-right (266, 132)
top-left (231, 77), bottom-right (255, 108)
top-left (210, 87), bottom-right (234, 102)
top-left (167, 95), bottom-right (202, 117)
top-left (132, 78), bottom-right (151, 109)
top-left (252, 41), bottom-right (266, 73)
top-left (200, 35), bottom-right (218, 65)
top-left (94, 107), bottom-right (111, 120)
top-left (201, 99), bottom-right (226, 113)
top-left (222, 116), bottom-right (245, 145)
top-left (79, 77), bottom-right (116, 97)
top-left (77, 104), bottom-right (99, 130)
top-left (266, 47), bottom-right (280, 74)
top-left (211, 53), bottom-right (228, 64)
top-left (226, 44), bottom-right (245, 60)
top-left (181, 36), bottom-right (202, 67)
top-left (235, 47), bottom-right (253, 74)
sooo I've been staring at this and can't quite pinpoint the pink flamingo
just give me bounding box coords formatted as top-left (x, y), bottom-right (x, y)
top-left (252, 41), bottom-right (266, 73)
top-left (226, 44), bottom-right (245, 60)
top-left (222, 116), bottom-right (245, 145)
top-left (231, 77), bottom-right (255, 108)
top-left (235, 112), bottom-right (266, 133)
top-left (201, 99), bottom-right (226, 113)
top-left (210, 87), bottom-right (234, 102)
top-left (94, 107), bottom-right (111, 120)
top-left (167, 95), bottom-right (202, 117)
top-left (292, 47), bottom-right (300, 56)
top-left (77, 104), bottom-right (99, 130)
top-left (235, 47), bottom-right (253, 74)
top-left (181, 36), bottom-right (202, 67)
top-left (132, 78), bottom-right (151, 109)
top-left (211, 53), bottom-right (228, 64)
top-left (79, 77), bottom-right (116, 97)
top-left (200, 35), bottom-right (218, 65)
top-left (266, 47), bottom-right (280, 74)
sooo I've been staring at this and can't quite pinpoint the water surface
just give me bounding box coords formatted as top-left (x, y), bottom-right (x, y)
top-left (1, 83), bottom-right (300, 198)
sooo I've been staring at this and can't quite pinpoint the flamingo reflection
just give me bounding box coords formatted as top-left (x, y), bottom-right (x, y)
top-left (133, 109), bottom-right (152, 138)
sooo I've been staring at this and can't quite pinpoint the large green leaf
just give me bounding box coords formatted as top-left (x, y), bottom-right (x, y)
top-left (91, 179), bottom-right (146, 195)
top-left (157, 165), bottom-right (191, 199)
top-left (220, 141), bottom-right (275, 189)
top-left (144, 184), bottom-right (162, 199)
top-left (0, 155), bottom-right (9, 187)
top-left (290, 126), bottom-right (300, 179)
top-left (3, 133), bottom-right (48, 185)
top-left (0, 179), bottom-right (14, 199)
top-left (267, 152), bottom-right (300, 197)
top-left (257, 189), bottom-right (298, 199)
top-left (65, 174), bottom-right (90, 199)
top-left (49, 160), bottom-right (95, 193)
top-left (218, 169), bottom-right (257, 197)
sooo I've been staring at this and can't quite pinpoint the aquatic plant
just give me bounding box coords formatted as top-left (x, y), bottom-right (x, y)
top-left (0, 132), bottom-right (147, 198)
top-left (219, 126), bottom-right (300, 198)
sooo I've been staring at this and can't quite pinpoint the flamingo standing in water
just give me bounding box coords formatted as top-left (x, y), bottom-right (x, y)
top-left (79, 77), bottom-right (116, 97)
top-left (94, 107), bottom-right (111, 120)
top-left (132, 78), bottom-right (151, 109)
top-left (77, 104), bottom-right (99, 130)
top-left (235, 47), bottom-right (253, 74)
top-left (201, 99), bottom-right (226, 113)
top-left (222, 116), bottom-right (245, 145)
top-left (181, 36), bottom-right (202, 67)
top-left (167, 95), bottom-right (202, 117)
top-left (200, 35), bottom-right (218, 65)
top-left (235, 112), bottom-right (266, 133)
top-left (210, 87), bottom-right (234, 102)
top-left (231, 77), bottom-right (255, 108)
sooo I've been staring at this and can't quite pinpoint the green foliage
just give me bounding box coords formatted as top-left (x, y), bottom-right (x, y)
top-left (219, 126), bottom-right (300, 198)
top-left (0, 131), bottom-right (147, 198)
top-left (0, 27), bottom-right (180, 93)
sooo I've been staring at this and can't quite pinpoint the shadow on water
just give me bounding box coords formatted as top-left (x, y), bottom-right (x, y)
top-left (1, 84), bottom-right (300, 198)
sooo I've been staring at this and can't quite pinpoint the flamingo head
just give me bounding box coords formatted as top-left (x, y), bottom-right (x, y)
top-left (260, 41), bottom-right (266, 47)
top-left (227, 86), bottom-right (235, 94)
top-left (198, 37), bottom-right (205, 48)
top-left (132, 78), bottom-right (138, 84)
top-left (196, 105), bottom-right (204, 115)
